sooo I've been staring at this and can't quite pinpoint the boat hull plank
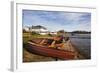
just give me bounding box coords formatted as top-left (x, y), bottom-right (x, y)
top-left (26, 42), bottom-right (76, 60)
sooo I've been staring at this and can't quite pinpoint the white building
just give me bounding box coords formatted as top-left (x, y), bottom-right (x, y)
top-left (23, 26), bottom-right (30, 32)
top-left (50, 32), bottom-right (57, 35)
top-left (29, 25), bottom-right (49, 35)
top-left (23, 25), bottom-right (58, 35)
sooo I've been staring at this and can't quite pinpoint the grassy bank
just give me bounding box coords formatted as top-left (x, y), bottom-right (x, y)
top-left (23, 32), bottom-right (55, 62)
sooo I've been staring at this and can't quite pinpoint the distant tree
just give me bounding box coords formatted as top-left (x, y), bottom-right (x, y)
top-left (57, 30), bottom-right (64, 33)
top-left (57, 30), bottom-right (67, 36)
top-left (47, 33), bottom-right (52, 36)
top-left (72, 30), bottom-right (91, 34)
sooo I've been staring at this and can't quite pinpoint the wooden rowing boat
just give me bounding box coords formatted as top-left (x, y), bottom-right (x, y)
top-left (26, 38), bottom-right (77, 60)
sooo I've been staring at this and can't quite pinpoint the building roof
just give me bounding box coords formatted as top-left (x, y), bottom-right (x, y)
top-left (31, 25), bottom-right (47, 30)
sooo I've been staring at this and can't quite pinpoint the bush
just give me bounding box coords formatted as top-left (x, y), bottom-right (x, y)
top-left (31, 31), bottom-right (40, 35)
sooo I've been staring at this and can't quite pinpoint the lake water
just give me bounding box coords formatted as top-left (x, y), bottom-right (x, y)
top-left (69, 33), bottom-right (91, 59)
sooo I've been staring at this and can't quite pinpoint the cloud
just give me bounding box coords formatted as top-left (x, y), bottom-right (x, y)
top-left (59, 12), bottom-right (91, 25)
top-left (23, 10), bottom-right (91, 32)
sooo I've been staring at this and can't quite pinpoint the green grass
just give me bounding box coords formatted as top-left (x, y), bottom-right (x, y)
top-left (23, 32), bottom-right (53, 43)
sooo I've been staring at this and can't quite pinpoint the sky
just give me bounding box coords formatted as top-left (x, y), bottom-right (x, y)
top-left (22, 10), bottom-right (91, 32)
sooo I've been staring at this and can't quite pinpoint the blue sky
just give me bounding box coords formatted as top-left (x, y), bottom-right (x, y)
top-left (22, 10), bottom-right (91, 32)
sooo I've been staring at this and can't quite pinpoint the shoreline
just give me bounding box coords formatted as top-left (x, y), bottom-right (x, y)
top-left (70, 39), bottom-right (90, 59)
top-left (23, 37), bottom-right (90, 62)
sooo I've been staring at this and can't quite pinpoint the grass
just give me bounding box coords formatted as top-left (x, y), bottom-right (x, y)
top-left (23, 32), bottom-right (53, 42)
top-left (23, 32), bottom-right (56, 62)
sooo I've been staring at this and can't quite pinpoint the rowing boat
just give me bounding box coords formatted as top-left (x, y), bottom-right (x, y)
top-left (25, 38), bottom-right (77, 60)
